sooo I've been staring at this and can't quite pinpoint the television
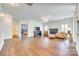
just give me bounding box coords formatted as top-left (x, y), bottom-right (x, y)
top-left (50, 29), bottom-right (58, 34)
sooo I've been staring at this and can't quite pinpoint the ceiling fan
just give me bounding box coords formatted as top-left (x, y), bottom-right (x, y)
top-left (25, 3), bottom-right (33, 6)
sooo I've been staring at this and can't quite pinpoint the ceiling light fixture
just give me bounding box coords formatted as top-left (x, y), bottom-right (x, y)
top-left (25, 3), bottom-right (33, 6)
top-left (0, 13), bottom-right (11, 18)
top-left (42, 16), bottom-right (50, 23)
top-left (10, 3), bottom-right (19, 6)
top-left (0, 13), bottom-right (5, 17)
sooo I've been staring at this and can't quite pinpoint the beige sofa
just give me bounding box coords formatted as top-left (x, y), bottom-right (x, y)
top-left (49, 32), bottom-right (67, 39)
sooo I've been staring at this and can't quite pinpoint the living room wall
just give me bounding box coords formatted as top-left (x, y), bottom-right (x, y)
top-left (44, 17), bottom-right (73, 34)
top-left (0, 16), bottom-right (12, 50)
top-left (0, 17), bottom-right (4, 50)
top-left (0, 5), bottom-right (12, 50)
top-left (14, 19), bottom-right (43, 38)
top-left (28, 20), bottom-right (43, 37)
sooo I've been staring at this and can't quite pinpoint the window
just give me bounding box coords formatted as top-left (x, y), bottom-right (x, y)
top-left (65, 24), bottom-right (68, 33)
top-left (44, 26), bottom-right (48, 31)
top-left (61, 24), bottom-right (64, 32)
top-left (61, 24), bottom-right (71, 33)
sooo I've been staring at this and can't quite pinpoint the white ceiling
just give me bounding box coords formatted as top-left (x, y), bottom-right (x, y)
top-left (0, 3), bottom-right (76, 21)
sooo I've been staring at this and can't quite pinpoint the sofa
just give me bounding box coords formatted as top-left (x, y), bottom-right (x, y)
top-left (55, 32), bottom-right (67, 39)
top-left (48, 32), bottom-right (67, 39)
top-left (49, 34), bottom-right (55, 39)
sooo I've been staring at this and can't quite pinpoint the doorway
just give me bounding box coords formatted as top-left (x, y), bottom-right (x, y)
top-left (21, 24), bottom-right (28, 39)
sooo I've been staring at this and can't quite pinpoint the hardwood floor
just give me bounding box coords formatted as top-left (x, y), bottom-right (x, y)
top-left (0, 37), bottom-right (78, 56)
